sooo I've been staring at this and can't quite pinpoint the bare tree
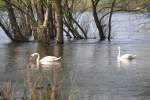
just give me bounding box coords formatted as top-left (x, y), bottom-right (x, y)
top-left (63, 0), bottom-right (87, 39)
top-left (54, 0), bottom-right (64, 44)
top-left (91, 0), bottom-right (106, 40)
top-left (108, 0), bottom-right (116, 41)
top-left (2, 0), bottom-right (28, 41)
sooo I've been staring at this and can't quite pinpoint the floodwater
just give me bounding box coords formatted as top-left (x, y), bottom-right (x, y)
top-left (1, 12), bottom-right (150, 100)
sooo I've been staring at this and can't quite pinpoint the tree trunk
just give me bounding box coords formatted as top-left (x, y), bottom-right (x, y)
top-left (48, 4), bottom-right (55, 39)
top-left (91, 0), bottom-right (106, 41)
top-left (36, 0), bottom-right (47, 43)
top-left (108, 0), bottom-right (116, 41)
top-left (0, 21), bottom-right (14, 41)
top-left (63, 1), bottom-right (85, 39)
top-left (5, 0), bottom-right (27, 41)
top-left (55, 0), bottom-right (64, 44)
top-left (37, 0), bottom-right (44, 25)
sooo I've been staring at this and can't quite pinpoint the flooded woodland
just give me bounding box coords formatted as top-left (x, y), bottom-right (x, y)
top-left (0, 12), bottom-right (150, 100)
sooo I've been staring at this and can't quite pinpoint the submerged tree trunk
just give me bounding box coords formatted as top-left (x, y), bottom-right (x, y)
top-left (36, 0), bottom-right (47, 43)
top-left (37, 0), bottom-right (44, 25)
top-left (63, 0), bottom-right (86, 39)
top-left (5, 0), bottom-right (27, 42)
top-left (48, 4), bottom-right (55, 39)
top-left (42, 7), bottom-right (51, 43)
top-left (0, 21), bottom-right (14, 41)
top-left (91, 0), bottom-right (106, 41)
top-left (55, 0), bottom-right (64, 44)
top-left (108, 0), bottom-right (116, 41)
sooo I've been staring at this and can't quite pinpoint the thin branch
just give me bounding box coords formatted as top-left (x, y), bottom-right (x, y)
top-left (1, 0), bottom-right (35, 21)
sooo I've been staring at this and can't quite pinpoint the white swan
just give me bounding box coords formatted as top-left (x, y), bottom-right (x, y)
top-left (30, 53), bottom-right (61, 67)
top-left (117, 46), bottom-right (136, 61)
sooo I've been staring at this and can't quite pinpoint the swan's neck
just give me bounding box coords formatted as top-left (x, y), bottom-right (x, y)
top-left (36, 54), bottom-right (40, 68)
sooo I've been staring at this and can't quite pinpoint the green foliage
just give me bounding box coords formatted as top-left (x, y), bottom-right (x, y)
top-left (0, 0), bottom-right (5, 9)
top-left (65, 0), bottom-right (150, 12)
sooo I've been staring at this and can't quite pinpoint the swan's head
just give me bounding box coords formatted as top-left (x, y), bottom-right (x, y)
top-left (118, 46), bottom-right (121, 50)
top-left (30, 53), bottom-right (39, 57)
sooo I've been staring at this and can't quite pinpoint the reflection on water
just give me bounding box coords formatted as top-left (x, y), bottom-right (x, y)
top-left (0, 13), bottom-right (150, 99)
top-left (25, 59), bottom-right (63, 100)
top-left (117, 59), bottom-right (137, 68)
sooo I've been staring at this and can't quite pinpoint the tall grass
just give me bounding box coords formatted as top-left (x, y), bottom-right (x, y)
top-left (0, 80), bottom-right (14, 100)
top-left (0, 63), bottom-right (78, 100)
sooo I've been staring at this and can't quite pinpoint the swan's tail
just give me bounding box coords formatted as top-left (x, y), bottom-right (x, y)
top-left (55, 57), bottom-right (62, 61)
top-left (130, 55), bottom-right (136, 60)
top-left (133, 55), bottom-right (136, 58)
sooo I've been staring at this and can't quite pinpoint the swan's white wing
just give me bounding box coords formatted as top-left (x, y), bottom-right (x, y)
top-left (120, 54), bottom-right (136, 59)
top-left (40, 56), bottom-right (58, 62)
top-left (40, 61), bottom-right (59, 65)
top-left (120, 54), bottom-right (131, 59)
